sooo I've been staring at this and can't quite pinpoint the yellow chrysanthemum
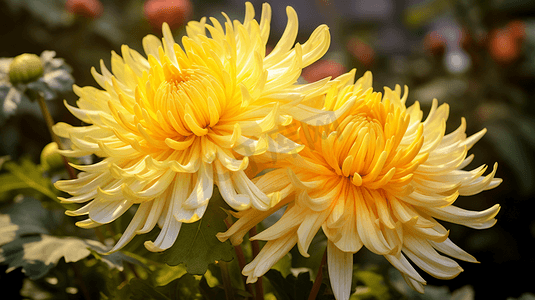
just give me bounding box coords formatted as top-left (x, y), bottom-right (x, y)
top-left (52, 2), bottom-right (350, 253)
top-left (217, 70), bottom-right (502, 299)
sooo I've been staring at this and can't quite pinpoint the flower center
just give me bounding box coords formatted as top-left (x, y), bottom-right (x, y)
top-left (332, 113), bottom-right (387, 180)
top-left (107, 54), bottom-right (231, 160)
top-left (315, 99), bottom-right (425, 191)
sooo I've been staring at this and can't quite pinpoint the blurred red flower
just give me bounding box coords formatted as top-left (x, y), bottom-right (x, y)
top-left (144, 0), bottom-right (193, 31)
top-left (489, 21), bottom-right (525, 65)
top-left (301, 59), bottom-right (347, 83)
top-left (346, 37), bottom-right (375, 67)
top-left (506, 20), bottom-right (526, 41)
top-left (65, 0), bottom-right (103, 19)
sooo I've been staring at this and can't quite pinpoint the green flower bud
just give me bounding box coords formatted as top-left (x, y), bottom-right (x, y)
top-left (40, 142), bottom-right (64, 171)
top-left (9, 53), bottom-right (44, 85)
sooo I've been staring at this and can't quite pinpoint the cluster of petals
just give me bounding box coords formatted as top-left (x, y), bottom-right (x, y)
top-left (218, 70), bottom-right (502, 299)
top-left (53, 2), bottom-right (353, 253)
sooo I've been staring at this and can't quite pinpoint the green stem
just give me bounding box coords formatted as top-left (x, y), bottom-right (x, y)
top-left (219, 260), bottom-right (236, 300)
top-left (35, 92), bottom-right (76, 180)
top-left (249, 226), bottom-right (263, 300)
top-left (225, 219), bottom-right (254, 298)
top-left (308, 249), bottom-right (327, 300)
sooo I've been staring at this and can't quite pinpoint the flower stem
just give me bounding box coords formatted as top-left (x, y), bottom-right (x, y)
top-left (249, 226), bottom-right (263, 300)
top-left (308, 249), bottom-right (327, 300)
top-left (219, 260), bottom-right (236, 300)
top-left (225, 219), bottom-right (254, 298)
top-left (35, 92), bottom-right (76, 179)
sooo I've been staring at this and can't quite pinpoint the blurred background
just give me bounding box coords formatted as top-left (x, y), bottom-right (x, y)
top-left (1, 0), bottom-right (534, 299)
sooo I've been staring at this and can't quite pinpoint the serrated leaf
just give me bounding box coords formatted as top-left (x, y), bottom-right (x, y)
top-left (0, 197), bottom-right (139, 279)
top-left (159, 188), bottom-right (235, 274)
top-left (2, 158), bottom-right (59, 201)
top-left (1, 235), bottom-right (100, 279)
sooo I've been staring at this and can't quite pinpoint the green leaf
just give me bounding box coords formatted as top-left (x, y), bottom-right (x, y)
top-left (159, 188), bottom-right (235, 274)
top-left (272, 253), bottom-right (292, 278)
top-left (0, 197), bottom-right (140, 279)
top-left (2, 158), bottom-right (59, 201)
top-left (122, 188), bottom-right (235, 275)
top-left (200, 263), bottom-right (251, 300)
top-left (119, 275), bottom-right (203, 300)
top-left (264, 269), bottom-right (328, 300)
top-left (0, 173), bottom-right (30, 198)
top-left (152, 264), bottom-right (188, 287)
top-left (89, 248), bottom-right (146, 273)
top-left (199, 276), bottom-right (227, 300)
top-left (1, 235), bottom-right (102, 280)
top-left (351, 269), bottom-right (390, 300)
top-left (0, 197), bottom-right (59, 245)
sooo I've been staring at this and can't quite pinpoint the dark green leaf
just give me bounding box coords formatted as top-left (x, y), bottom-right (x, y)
top-left (0, 197), bottom-right (141, 279)
top-left (0, 197), bottom-right (58, 245)
top-left (121, 188), bottom-right (235, 274)
top-left (0, 235), bottom-right (103, 280)
top-left (159, 188), bottom-right (235, 274)
top-left (121, 274), bottom-right (203, 300)
top-left (199, 276), bottom-right (226, 300)
top-left (265, 269), bottom-right (328, 300)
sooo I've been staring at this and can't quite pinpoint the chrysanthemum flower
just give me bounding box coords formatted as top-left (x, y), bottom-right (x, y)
top-left (217, 70), bottom-right (502, 299)
top-left (53, 2), bottom-right (351, 253)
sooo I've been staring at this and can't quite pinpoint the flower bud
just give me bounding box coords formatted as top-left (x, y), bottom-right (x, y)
top-left (9, 53), bottom-right (44, 85)
top-left (40, 142), bottom-right (64, 171)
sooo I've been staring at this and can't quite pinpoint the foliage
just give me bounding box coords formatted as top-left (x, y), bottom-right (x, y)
top-left (264, 269), bottom-right (332, 300)
top-left (0, 197), bottom-right (138, 279)
top-left (351, 268), bottom-right (390, 300)
top-left (161, 190), bottom-right (236, 274)
top-left (0, 158), bottom-right (58, 203)
top-left (121, 189), bottom-right (235, 275)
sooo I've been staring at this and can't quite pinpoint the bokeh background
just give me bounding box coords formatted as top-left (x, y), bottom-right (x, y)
top-left (1, 0), bottom-right (534, 299)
